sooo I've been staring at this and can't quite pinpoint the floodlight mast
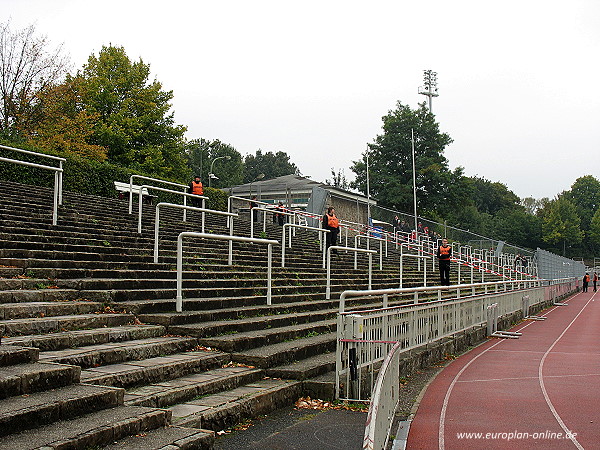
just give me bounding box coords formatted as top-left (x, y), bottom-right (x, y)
top-left (418, 69), bottom-right (439, 112)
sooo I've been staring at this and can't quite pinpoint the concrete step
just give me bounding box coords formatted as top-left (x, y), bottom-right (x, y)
top-left (181, 319), bottom-right (336, 354)
top-left (0, 300), bottom-right (104, 320)
top-left (80, 350), bottom-right (230, 389)
top-left (2, 324), bottom-right (166, 352)
top-left (0, 361), bottom-right (80, 399)
top-left (0, 383), bottom-right (123, 437)
top-left (266, 351), bottom-right (336, 380)
top-left (125, 366), bottom-right (264, 408)
top-left (232, 332), bottom-right (337, 369)
top-left (0, 345), bottom-right (39, 366)
top-left (39, 336), bottom-right (200, 369)
top-left (0, 405), bottom-right (170, 450)
top-left (0, 288), bottom-right (82, 304)
top-left (0, 313), bottom-right (135, 337)
top-left (102, 425), bottom-right (215, 450)
top-left (171, 378), bottom-right (302, 432)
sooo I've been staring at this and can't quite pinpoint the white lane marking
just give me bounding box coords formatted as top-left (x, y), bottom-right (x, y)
top-left (538, 291), bottom-right (597, 450)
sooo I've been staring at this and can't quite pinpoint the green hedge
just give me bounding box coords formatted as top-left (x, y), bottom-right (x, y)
top-left (0, 144), bottom-right (228, 211)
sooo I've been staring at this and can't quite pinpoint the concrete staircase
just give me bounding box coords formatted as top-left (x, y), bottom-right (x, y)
top-left (0, 179), bottom-right (502, 448)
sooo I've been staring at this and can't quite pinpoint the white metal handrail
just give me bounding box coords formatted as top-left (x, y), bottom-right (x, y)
top-left (153, 202), bottom-right (238, 263)
top-left (281, 223), bottom-right (329, 269)
top-left (138, 185), bottom-right (207, 233)
top-left (0, 156), bottom-right (63, 225)
top-left (363, 341), bottom-right (402, 450)
top-left (0, 144), bottom-right (65, 205)
top-left (176, 232), bottom-right (278, 312)
top-left (129, 174), bottom-right (189, 216)
top-left (326, 246), bottom-right (377, 300)
top-left (354, 234), bottom-right (387, 271)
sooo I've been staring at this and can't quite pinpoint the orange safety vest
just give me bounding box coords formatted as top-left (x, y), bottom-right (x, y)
top-left (438, 245), bottom-right (451, 260)
top-left (191, 181), bottom-right (203, 196)
top-left (584, 275), bottom-right (590, 282)
top-left (327, 214), bottom-right (339, 228)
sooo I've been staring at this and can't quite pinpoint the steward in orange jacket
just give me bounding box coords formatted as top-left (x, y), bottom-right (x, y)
top-left (437, 238), bottom-right (452, 286)
top-left (323, 207), bottom-right (340, 254)
top-left (189, 177), bottom-right (204, 207)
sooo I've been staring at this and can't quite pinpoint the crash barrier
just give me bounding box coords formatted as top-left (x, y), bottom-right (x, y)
top-left (326, 246), bottom-right (377, 300)
top-left (335, 278), bottom-right (579, 402)
top-left (128, 175), bottom-right (189, 218)
top-left (137, 185), bottom-right (207, 234)
top-left (281, 223), bottom-right (329, 268)
top-left (154, 203), bottom-right (238, 263)
top-left (176, 232), bottom-right (278, 311)
top-left (0, 145), bottom-right (65, 225)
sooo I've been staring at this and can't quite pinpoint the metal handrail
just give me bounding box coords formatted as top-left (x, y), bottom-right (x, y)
top-left (281, 223), bottom-right (329, 268)
top-left (354, 234), bottom-right (387, 271)
top-left (0, 156), bottom-right (63, 225)
top-left (0, 144), bottom-right (65, 205)
top-left (176, 232), bottom-right (278, 311)
top-left (153, 203), bottom-right (238, 263)
top-left (327, 246), bottom-right (377, 300)
top-left (137, 184), bottom-right (208, 233)
top-left (129, 174), bottom-right (188, 215)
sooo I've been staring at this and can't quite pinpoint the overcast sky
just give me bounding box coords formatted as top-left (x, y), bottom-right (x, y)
top-left (5, 0), bottom-right (600, 200)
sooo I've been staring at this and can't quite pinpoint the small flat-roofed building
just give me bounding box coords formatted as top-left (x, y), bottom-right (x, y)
top-left (228, 174), bottom-right (375, 226)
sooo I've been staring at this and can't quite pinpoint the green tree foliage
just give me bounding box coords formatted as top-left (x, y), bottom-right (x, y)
top-left (589, 208), bottom-right (600, 247)
top-left (185, 138), bottom-right (243, 188)
top-left (325, 167), bottom-right (350, 190)
top-left (75, 45), bottom-right (188, 179)
top-left (541, 195), bottom-right (583, 254)
top-left (0, 21), bottom-right (70, 137)
top-left (243, 150), bottom-right (300, 183)
top-left (351, 102), bottom-right (464, 217)
top-left (567, 175), bottom-right (600, 231)
top-left (469, 177), bottom-right (520, 215)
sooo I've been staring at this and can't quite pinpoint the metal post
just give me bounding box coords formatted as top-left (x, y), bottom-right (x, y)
top-left (267, 244), bottom-right (272, 305)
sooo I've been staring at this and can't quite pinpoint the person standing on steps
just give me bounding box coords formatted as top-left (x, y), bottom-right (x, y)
top-left (189, 176), bottom-right (204, 207)
top-left (323, 206), bottom-right (340, 255)
top-left (437, 238), bottom-right (452, 286)
top-left (583, 273), bottom-right (590, 292)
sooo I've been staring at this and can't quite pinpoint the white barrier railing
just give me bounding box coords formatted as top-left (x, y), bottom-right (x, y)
top-left (176, 232), bottom-right (278, 312)
top-left (0, 156), bottom-right (63, 225)
top-left (1, 144), bottom-right (66, 205)
top-left (129, 174), bottom-right (188, 216)
top-left (154, 203), bottom-right (238, 263)
top-left (363, 341), bottom-right (402, 450)
top-left (138, 185), bottom-right (207, 233)
top-left (354, 234), bottom-right (386, 271)
top-left (281, 223), bottom-right (329, 269)
top-left (326, 246), bottom-right (376, 300)
top-left (336, 278), bottom-right (577, 402)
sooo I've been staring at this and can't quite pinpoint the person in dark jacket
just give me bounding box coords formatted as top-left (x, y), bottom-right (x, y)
top-left (274, 202), bottom-right (286, 226)
top-left (594, 272), bottom-right (598, 292)
top-left (323, 207), bottom-right (340, 254)
top-left (437, 238), bottom-right (452, 286)
top-left (583, 273), bottom-right (590, 292)
top-left (188, 176), bottom-right (204, 207)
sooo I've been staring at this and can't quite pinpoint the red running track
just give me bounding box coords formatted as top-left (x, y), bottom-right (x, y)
top-left (407, 289), bottom-right (600, 450)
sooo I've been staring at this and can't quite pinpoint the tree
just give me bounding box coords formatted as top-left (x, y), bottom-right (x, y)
top-left (185, 138), bottom-right (243, 188)
top-left (243, 150), bottom-right (300, 183)
top-left (350, 102), bottom-right (460, 217)
top-left (469, 177), bottom-right (520, 215)
top-left (325, 167), bottom-right (350, 190)
top-left (589, 208), bottom-right (600, 248)
top-left (568, 175), bottom-right (600, 232)
top-left (0, 21), bottom-right (70, 137)
top-left (541, 195), bottom-right (583, 255)
top-left (22, 77), bottom-right (107, 161)
top-left (75, 45), bottom-right (187, 179)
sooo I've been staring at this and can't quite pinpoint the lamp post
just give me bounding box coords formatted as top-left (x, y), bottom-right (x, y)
top-left (418, 69), bottom-right (439, 112)
top-left (366, 146), bottom-right (371, 223)
top-left (209, 155), bottom-right (231, 187)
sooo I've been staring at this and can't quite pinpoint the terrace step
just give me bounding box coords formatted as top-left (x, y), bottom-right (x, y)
top-left (171, 378), bottom-right (303, 432)
top-left (232, 332), bottom-right (337, 369)
top-left (0, 383), bottom-right (123, 437)
top-left (80, 350), bottom-right (230, 389)
top-left (39, 336), bottom-right (200, 369)
top-left (2, 324), bottom-right (166, 352)
top-left (0, 361), bottom-right (80, 399)
top-left (178, 319), bottom-right (336, 353)
top-left (125, 366), bottom-right (264, 408)
top-left (0, 313), bottom-right (135, 337)
top-left (0, 344), bottom-right (38, 366)
top-left (0, 405), bottom-right (170, 450)
top-left (102, 425), bottom-right (215, 450)
top-left (266, 351), bottom-right (336, 380)
top-left (0, 288), bottom-right (82, 304)
top-left (0, 300), bottom-right (104, 320)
